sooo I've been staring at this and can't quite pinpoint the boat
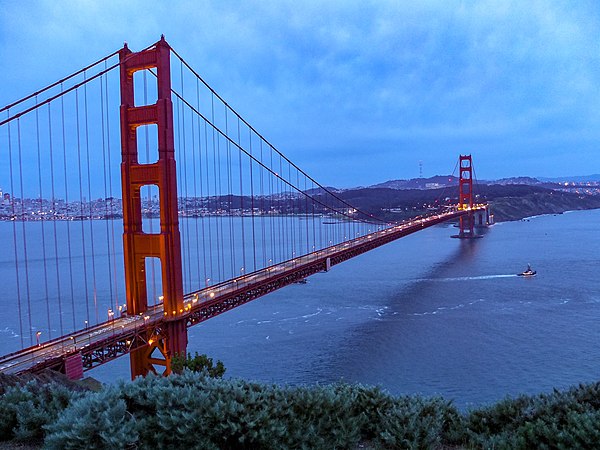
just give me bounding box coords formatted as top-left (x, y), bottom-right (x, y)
top-left (517, 264), bottom-right (536, 277)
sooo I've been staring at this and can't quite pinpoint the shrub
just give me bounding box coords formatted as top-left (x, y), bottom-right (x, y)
top-left (171, 352), bottom-right (226, 378)
top-left (0, 380), bottom-right (76, 441)
top-left (44, 387), bottom-right (138, 450)
top-left (464, 382), bottom-right (600, 448)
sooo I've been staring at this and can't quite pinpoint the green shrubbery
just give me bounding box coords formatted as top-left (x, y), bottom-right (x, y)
top-left (42, 373), bottom-right (457, 449)
top-left (171, 351), bottom-right (226, 378)
top-left (0, 380), bottom-right (78, 442)
top-left (3, 369), bottom-right (600, 449)
top-left (464, 383), bottom-right (600, 449)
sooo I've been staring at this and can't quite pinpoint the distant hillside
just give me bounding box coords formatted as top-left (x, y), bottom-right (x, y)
top-left (330, 184), bottom-right (600, 222)
top-left (369, 175), bottom-right (458, 190)
top-left (539, 174), bottom-right (600, 183)
top-left (476, 184), bottom-right (600, 221)
top-left (486, 176), bottom-right (542, 185)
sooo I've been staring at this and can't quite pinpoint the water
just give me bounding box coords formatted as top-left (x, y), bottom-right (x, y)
top-left (3, 209), bottom-right (600, 408)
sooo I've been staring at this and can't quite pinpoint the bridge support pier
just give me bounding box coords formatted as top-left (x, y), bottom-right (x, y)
top-left (119, 36), bottom-right (187, 378)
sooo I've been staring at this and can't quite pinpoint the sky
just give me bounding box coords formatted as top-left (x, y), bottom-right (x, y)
top-left (1, 0), bottom-right (600, 188)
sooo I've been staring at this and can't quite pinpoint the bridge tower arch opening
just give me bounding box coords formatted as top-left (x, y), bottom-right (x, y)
top-left (119, 36), bottom-right (187, 378)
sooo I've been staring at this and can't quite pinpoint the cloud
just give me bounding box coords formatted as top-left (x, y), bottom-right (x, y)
top-left (1, 0), bottom-right (600, 184)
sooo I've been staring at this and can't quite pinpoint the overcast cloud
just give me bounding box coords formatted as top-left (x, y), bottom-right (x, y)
top-left (1, 0), bottom-right (599, 186)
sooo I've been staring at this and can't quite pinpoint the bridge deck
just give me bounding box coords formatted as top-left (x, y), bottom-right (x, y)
top-left (0, 208), bottom-right (484, 375)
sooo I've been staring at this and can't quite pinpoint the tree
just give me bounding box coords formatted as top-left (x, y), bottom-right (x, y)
top-left (171, 352), bottom-right (226, 378)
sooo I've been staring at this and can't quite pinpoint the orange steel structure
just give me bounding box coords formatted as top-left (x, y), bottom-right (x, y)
top-left (458, 154), bottom-right (474, 238)
top-left (119, 37), bottom-right (187, 377)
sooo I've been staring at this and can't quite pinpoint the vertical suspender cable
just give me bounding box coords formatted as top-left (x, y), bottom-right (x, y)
top-left (7, 115), bottom-right (25, 348)
top-left (175, 94), bottom-right (184, 290)
top-left (259, 140), bottom-right (266, 267)
top-left (191, 79), bottom-right (201, 291)
top-left (216, 111), bottom-right (225, 281)
top-left (225, 106), bottom-right (235, 279)
top-left (304, 175), bottom-right (309, 255)
top-left (48, 104), bottom-right (62, 339)
top-left (210, 94), bottom-right (222, 282)
top-left (204, 120), bottom-right (213, 286)
top-left (17, 120), bottom-right (34, 344)
top-left (104, 61), bottom-right (120, 311)
top-left (179, 63), bottom-right (193, 292)
top-left (100, 70), bottom-right (113, 312)
top-left (196, 81), bottom-right (208, 287)
top-left (248, 128), bottom-right (257, 271)
top-left (76, 88), bottom-right (91, 326)
top-left (237, 117), bottom-right (246, 272)
top-left (268, 144), bottom-right (275, 265)
top-left (288, 163), bottom-right (294, 260)
top-left (83, 76), bottom-right (99, 323)
top-left (59, 85), bottom-right (71, 336)
top-left (35, 98), bottom-right (53, 337)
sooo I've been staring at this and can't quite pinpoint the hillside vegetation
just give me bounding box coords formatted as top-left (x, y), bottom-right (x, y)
top-left (3, 371), bottom-right (600, 449)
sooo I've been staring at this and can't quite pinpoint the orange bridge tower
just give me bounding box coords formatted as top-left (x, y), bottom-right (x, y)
top-left (119, 36), bottom-right (187, 377)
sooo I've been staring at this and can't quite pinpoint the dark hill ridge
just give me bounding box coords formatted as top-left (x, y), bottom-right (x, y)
top-left (331, 184), bottom-right (600, 222)
top-left (369, 175), bottom-right (458, 190)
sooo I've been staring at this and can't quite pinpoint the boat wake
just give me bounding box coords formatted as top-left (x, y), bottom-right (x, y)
top-left (418, 274), bottom-right (517, 282)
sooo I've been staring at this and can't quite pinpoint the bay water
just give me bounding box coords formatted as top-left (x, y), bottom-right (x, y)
top-left (2, 209), bottom-right (600, 408)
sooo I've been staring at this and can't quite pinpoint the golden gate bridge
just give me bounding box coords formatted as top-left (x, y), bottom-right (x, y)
top-left (0, 37), bottom-right (488, 379)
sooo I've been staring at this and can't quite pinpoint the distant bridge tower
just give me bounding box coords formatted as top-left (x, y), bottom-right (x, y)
top-left (119, 36), bottom-right (186, 377)
top-left (457, 154), bottom-right (475, 238)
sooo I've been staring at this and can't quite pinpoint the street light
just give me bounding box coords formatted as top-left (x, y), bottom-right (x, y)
top-left (36, 331), bottom-right (42, 347)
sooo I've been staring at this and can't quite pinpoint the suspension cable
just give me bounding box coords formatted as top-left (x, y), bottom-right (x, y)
top-left (0, 50), bottom-right (119, 115)
top-left (169, 47), bottom-right (387, 225)
top-left (173, 88), bottom-right (383, 225)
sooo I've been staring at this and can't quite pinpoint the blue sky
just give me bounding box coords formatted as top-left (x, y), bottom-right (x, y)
top-left (1, 0), bottom-right (600, 188)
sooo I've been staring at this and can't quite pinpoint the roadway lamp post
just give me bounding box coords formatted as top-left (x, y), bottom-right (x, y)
top-left (36, 331), bottom-right (41, 347)
top-left (108, 309), bottom-right (115, 336)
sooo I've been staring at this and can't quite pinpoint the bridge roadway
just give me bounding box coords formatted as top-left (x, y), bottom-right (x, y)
top-left (0, 207), bottom-right (484, 376)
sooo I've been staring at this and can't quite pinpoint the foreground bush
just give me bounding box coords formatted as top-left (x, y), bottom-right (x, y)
top-left (44, 371), bottom-right (456, 449)
top-left (3, 371), bottom-right (600, 448)
top-left (465, 382), bottom-right (600, 449)
top-left (0, 380), bottom-right (77, 442)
